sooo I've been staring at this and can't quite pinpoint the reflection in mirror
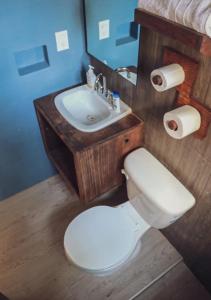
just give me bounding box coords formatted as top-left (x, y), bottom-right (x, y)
top-left (84, 0), bottom-right (140, 85)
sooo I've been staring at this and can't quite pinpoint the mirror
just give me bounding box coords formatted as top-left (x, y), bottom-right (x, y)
top-left (84, 0), bottom-right (140, 85)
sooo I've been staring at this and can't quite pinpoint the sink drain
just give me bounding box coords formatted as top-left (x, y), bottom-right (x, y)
top-left (87, 115), bottom-right (96, 122)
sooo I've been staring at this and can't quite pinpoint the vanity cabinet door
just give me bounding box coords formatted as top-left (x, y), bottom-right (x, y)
top-left (74, 125), bottom-right (144, 203)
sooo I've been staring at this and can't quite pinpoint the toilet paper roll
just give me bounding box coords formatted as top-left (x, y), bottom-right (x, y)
top-left (163, 105), bottom-right (201, 139)
top-left (151, 64), bottom-right (185, 92)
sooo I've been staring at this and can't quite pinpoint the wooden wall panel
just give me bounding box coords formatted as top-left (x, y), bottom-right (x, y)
top-left (74, 124), bottom-right (144, 202)
top-left (134, 28), bottom-right (211, 291)
top-left (90, 28), bottom-right (211, 291)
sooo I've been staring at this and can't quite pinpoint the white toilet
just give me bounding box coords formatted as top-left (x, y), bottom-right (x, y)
top-left (64, 148), bottom-right (195, 274)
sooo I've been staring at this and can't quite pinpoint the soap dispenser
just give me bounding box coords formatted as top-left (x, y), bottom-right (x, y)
top-left (86, 65), bottom-right (96, 89)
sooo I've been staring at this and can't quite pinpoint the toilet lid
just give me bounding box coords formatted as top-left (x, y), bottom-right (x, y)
top-left (64, 206), bottom-right (138, 272)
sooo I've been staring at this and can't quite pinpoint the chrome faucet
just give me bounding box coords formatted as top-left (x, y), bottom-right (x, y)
top-left (94, 73), bottom-right (116, 110)
top-left (115, 67), bottom-right (131, 79)
top-left (94, 73), bottom-right (107, 96)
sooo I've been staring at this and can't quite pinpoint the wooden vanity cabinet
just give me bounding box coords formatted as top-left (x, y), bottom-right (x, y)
top-left (34, 87), bottom-right (144, 204)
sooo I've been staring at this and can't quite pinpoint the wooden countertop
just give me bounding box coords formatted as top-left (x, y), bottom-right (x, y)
top-left (34, 84), bottom-right (144, 152)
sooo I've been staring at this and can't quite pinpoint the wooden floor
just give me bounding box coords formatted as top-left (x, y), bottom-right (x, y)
top-left (0, 176), bottom-right (210, 300)
top-left (136, 262), bottom-right (211, 300)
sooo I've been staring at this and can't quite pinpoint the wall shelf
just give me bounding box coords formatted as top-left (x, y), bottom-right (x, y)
top-left (134, 8), bottom-right (211, 57)
top-left (14, 45), bottom-right (49, 76)
top-left (116, 22), bottom-right (139, 46)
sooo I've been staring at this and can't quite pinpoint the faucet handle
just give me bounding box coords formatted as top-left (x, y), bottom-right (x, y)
top-left (107, 90), bottom-right (113, 105)
top-left (103, 76), bottom-right (106, 89)
top-left (107, 89), bottom-right (112, 97)
top-left (94, 73), bottom-right (105, 94)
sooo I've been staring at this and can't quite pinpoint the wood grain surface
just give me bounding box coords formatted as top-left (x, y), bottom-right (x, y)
top-left (35, 93), bottom-right (144, 203)
top-left (74, 125), bottom-right (144, 202)
top-left (135, 262), bottom-right (211, 300)
top-left (0, 175), bottom-right (182, 300)
top-left (134, 27), bottom-right (211, 291)
top-left (135, 8), bottom-right (211, 57)
top-left (90, 24), bottom-right (211, 292)
top-left (34, 92), bottom-right (143, 153)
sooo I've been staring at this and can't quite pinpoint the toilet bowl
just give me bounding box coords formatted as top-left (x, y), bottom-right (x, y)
top-left (64, 202), bottom-right (150, 274)
top-left (64, 148), bottom-right (195, 274)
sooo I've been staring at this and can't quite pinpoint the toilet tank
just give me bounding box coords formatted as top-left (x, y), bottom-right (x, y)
top-left (124, 148), bottom-right (195, 229)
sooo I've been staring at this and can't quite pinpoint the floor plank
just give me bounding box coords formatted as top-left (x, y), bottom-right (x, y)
top-left (134, 262), bottom-right (211, 300)
top-left (0, 175), bottom-right (182, 300)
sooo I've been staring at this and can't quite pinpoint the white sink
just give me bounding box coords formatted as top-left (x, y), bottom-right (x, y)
top-left (54, 84), bottom-right (132, 132)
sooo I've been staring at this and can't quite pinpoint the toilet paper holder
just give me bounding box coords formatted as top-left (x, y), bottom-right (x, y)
top-left (167, 120), bottom-right (178, 131)
top-left (151, 75), bottom-right (163, 86)
top-left (162, 47), bottom-right (211, 139)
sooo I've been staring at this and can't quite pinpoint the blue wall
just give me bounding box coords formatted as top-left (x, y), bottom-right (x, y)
top-left (85, 0), bottom-right (139, 69)
top-left (0, 0), bottom-right (87, 200)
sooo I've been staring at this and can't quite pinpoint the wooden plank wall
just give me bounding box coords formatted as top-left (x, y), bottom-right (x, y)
top-left (90, 27), bottom-right (211, 291)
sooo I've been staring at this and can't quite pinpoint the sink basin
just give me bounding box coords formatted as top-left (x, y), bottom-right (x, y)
top-left (54, 84), bottom-right (132, 132)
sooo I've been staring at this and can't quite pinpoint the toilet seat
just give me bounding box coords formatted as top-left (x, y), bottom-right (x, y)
top-left (64, 205), bottom-right (142, 273)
